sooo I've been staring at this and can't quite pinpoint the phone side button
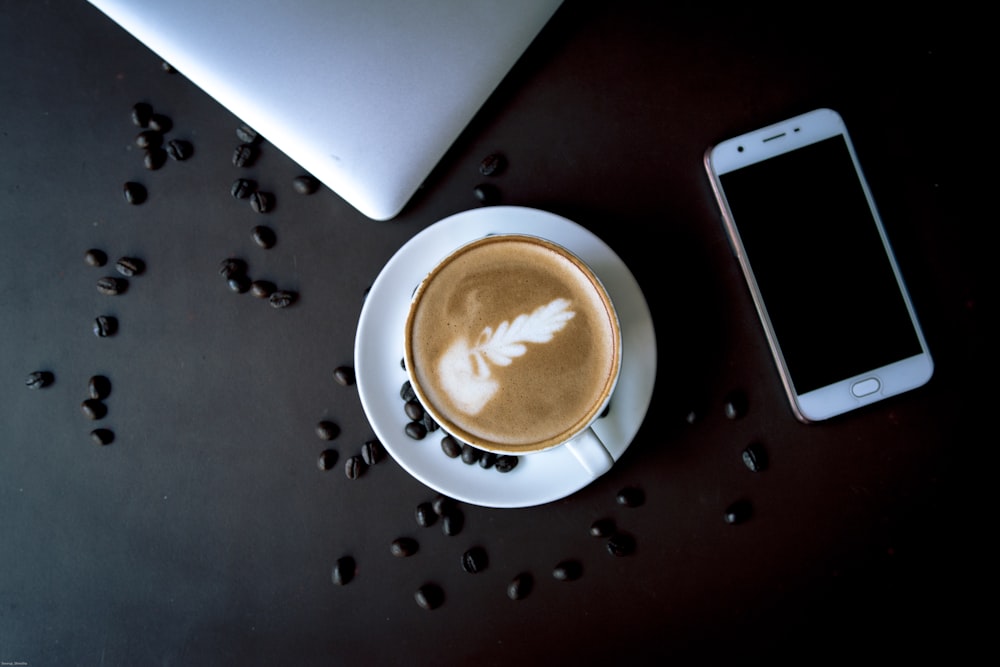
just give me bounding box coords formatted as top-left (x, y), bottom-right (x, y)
top-left (851, 377), bottom-right (881, 398)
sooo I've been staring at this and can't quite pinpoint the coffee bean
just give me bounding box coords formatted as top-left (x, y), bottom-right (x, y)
top-left (440, 435), bottom-right (462, 458)
top-left (478, 451), bottom-right (497, 469)
top-left (165, 139), bottom-right (193, 161)
top-left (332, 366), bottom-right (355, 386)
top-left (93, 316), bottom-right (117, 338)
top-left (589, 518), bottom-right (615, 538)
top-left (115, 257), bottom-right (145, 277)
top-left (123, 181), bottom-right (146, 205)
top-left (724, 499), bottom-right (753, 525)
top-left (81, 398), bottom-right (106, 420)
top-left (147, 113), bottom-right (172, 134)
top-left (131, 102), bottom-right (153, 128)
top-left (414, 583), bottom-right (444, 610)
top-left (415, 502), bottom-right (437, 527)
top-left (478, 152), bottom-right (506, 177)
top-left (344, 455), bottom-right (366, 479)
top-left (161, 61), bottom-right (176, 74)
top-left (236, 124), bottom-right (260, 144)
top-left (390, 537), bottom-right (419, 558)
top-left (268, 290), bottom-right (296, 309)
top-left (461, 546), bottom-right (488, 574)
top-left (143, 148), bottom-right (167, 170)
top-left (315, 420), bottom-right (340, 441)
top-left (441, 509), bottom-right (464, 536)
top-left (134, 130), bottom-right (161, 149)
top-left (231, 178), bottom-right (257, 199)
top-left (742, 442), bottom-right (768, 472)
top-left (245, 280), bottom-right (272, 299)
top-left (616, 486), bottom-right (645, 508)
top-left (473, 183), bottom-right (500, 205)
top-left (233, 143), bottom-right (257, 168)
top-left (403, 399), bottom-right (424, 421)
top-left (495, 455), bottom-right (518, 473)
top-left (460, 444), bottom-right (481, 465)
top-left (88, 375), bottom-right (111, 400)
top-left (97, 276), bottom-right (128, 296)
top-left (251, 225), bottom-right (276, 248)
top-left (317, 449), bottom-right (337, 471)
top-left (331, 556), bottom-right (355, 585)
top-left (90, 428), bottom-right (114, 446)
top-left (431, 495), bottom-right (454, 516)
top-left (25, 371), bottom-right (54, 389)
top-left (361, 439), bottom-right (385, 466)
top-left (607, 532), bottom-right (636, 557)
top-left (552, 559), bottom-right (582, 582)
top-left (227, 275), bottom-right (251, 294)
top-left (724, 389), bottom-right (749, 420)
top-left (249, 191), bottom-right (274, 214)
top-left (507, 572), bottom-right (533, 601)
top-left (292, 174), bottom-right (319, 195)
top-left (404, 421), bottom-right (427, 440)
top-left (84, 249), bottom-right (107, 267)
top-left (400, 381), bottom-right (416, 402)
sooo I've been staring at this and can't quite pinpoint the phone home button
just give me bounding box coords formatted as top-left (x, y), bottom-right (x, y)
top-left (851, 377), bottom-right (881, 398)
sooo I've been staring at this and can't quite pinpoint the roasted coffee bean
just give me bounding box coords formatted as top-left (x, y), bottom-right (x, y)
top-left (361, 439), bottom-right (385, 466)
top-left (724, 389), bottom-right (749, 420)
top-left (332, 366), bottom-right (355, 386)
top-left (147, 113), bottom-right (172, 134)
top-left (317, 449), bottom-right (337, 471)
top-left (249, 191), bottom-right (274, 214)
top-left (88, 375), bottom-right (111, 400)
top-left (236, 124), bottom-right (260, 144)
top-left (93, 316), bottom-right (117, 338)
top-left (165, 139), bottom-right (193, 161)
top-left (84, 249), bottom-right (107, 267)
top-left (742, 442), bottom-right (768, 472)
top-left (478, 152), bottom-right (506, 176)
top-left (231, 178), bottom-right (257, 199)
top-left (473, 183), bottom-right (500, 205)
top-left (440, 435), bottom-right (462, 458)
top-left (25, 371), bottom-right (54, 389)
top-left (616, 486), bottom-right (645, 508)
top-left (414, 583), bottom-right (443, 610)
top-left (161, 61), bottom-right (176, 73)
top-left (403, 399), bottom-right (424, 421)
top-left (441, 509), bottom-right (463, 537)
top-left (331, 556), bottom-right (355, 585)
top-left (134, 130), bottom-right (161, 149)
top-left (495, 455), bottom-right (518, 473)
top-left (390, 537), bottom-right (419, 558)
top-left (724, 499), bottom-right (753, 525)
top-left (131, 102), bottom-right (153, 128)
top-left (292, 174), bottom-right (319, 195)
top-left (400, 381), bottom-right (416, 402)
top-left (90, 428), bottom-right (114, 446)
top-left (143, 147), bottom-right (167, 170)
top-left (251, 225), bottom-right (276, 248)
top-left (552, 559), bottom-right (582, 582)
top-left (507, 572), bottom-right (533, 601)
top-left (81, 398), bottom-right (107, 420)
top-left (344, 455), bottom-right (366, 480)
top-left (97, 276), bottom-right (128, 296)
top-left (218, 258), bottom-right (247, 279)
top-left (461, 546), bottom-right (488, 574)
top-left (589, 518), bottom-right (615, 538)
top-left (123, 181), bottom-right (146, 205)
top-left (431, 495), bottom-right (454, 516)
top-left (115, 257), bottom-right (144, 277)
top-left (315, 420), bottom-right (340, 441)
top-left (404, 421), bottom-right (427, 440)
top-left (460, 444), bottom-right (481, 465)
top-left (232, 143), bottom-right (257, 168)
top-left (268, 290), bottom-right (296, 309)
top-left (415, 502), bottom-right (437, 527)
top-left (227, 275), bottom-right (251, 293)
top-left (245, 280), bottom-right (272, 299)
top-left (478, 451), bottom-right (497, 469)
top-left (607, 531), bottom-right (636, 557)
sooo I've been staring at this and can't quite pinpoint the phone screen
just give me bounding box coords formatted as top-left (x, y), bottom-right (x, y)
top-left (718, 135), bottom-right (923, 395)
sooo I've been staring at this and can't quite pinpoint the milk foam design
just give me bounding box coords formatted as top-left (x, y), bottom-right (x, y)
top-left (438, 298), bottom-right (576, 415)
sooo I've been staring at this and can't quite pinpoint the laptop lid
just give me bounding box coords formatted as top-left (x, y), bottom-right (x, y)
top-left (87, 0), bottom-right (564, 220)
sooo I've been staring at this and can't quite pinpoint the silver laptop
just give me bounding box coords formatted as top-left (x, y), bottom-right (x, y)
top-left (88, 0), bottom-right (564, 220)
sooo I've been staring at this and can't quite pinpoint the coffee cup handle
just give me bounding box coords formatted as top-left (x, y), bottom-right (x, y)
top-left (564, 427), bottom-right (615, 478)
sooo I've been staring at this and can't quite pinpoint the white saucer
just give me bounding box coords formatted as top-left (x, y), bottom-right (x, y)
top-left (354, 207), bottom-right (656, 508)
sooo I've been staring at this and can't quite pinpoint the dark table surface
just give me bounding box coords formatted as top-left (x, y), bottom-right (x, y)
top-left (1, 2), bottom-right (984, 665)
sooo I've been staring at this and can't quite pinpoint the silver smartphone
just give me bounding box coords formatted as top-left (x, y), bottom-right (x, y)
top-left (704, 108), bottom-right (933, 422)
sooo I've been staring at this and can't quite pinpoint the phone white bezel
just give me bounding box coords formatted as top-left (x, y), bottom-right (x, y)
top-left (704, 108), bottom-right (933, 422)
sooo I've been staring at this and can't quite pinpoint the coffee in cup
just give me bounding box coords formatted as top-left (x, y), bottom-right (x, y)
top-left (404, 234), bottom-right (621, 464)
